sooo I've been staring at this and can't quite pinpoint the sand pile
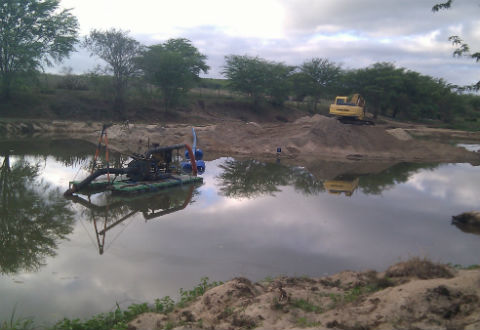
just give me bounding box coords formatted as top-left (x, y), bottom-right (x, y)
top-left (128, 259), bottom-right (480, 330)
top-left (2, 115), bottom-right (480, 165)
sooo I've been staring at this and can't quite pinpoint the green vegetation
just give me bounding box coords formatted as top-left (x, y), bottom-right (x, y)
top-left (83, 29), bottom-right (144, 115)
top-left (222, 55), bottom-right (294, 108)
top-left (177, 277), bottom-right (223, 308)
top-left (0, 0), bottom-right (478, 129)
top-left (51, 277), bottom-right (222, 330)
top-left (137, 38), bottom-right (209, 111)
top-left (433, 0), bottom-right (480, 91)
top-left (0, 0), bottom-right (79, 100)
top-left (0, 277), bottom-right (222, 330)
top-left (290, 298), bottom-right (323, 313)
top-left (0, 306), bottom-right (34, 330)
top-left (295, 316), bottom-right (322, 328)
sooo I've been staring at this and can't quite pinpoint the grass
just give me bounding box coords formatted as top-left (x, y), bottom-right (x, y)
top-left (386, 257), bottom-right (454, 279)
top-left (0, 305), bottom-right (34, 330)
top-left (1, 277), bottom-right (222, 330)
top-left (296, 316), bottom-right (322, 328)
top-left (449, 263), bottom-right (480, 270)
top-left (290, 298), bottom-right (323, 313)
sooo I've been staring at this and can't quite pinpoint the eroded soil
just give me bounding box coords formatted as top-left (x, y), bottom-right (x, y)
top-left (3, 115), bottom-right (479, 172)
top-left (128, 259), bottom-right (480, 330)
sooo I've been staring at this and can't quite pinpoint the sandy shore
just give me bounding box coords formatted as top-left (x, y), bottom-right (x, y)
top-left (127, 258), bottom-right (480, 330)
top-left (2, 115), bottom-right (480, 169)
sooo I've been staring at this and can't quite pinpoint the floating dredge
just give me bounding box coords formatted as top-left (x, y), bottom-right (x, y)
top-left (64, 125), bottom-right (205, 196)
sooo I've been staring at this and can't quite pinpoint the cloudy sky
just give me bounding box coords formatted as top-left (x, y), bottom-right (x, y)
top-left (58, 0), bottom-right (480, 86)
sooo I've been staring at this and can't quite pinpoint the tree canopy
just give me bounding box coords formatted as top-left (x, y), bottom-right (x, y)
top-left (0, 0), bottom-right (79, 99)
top-left (223, 55), bottom-right (293, 108)
top-left (137, 38), bottom-right (209, 110)
top-left (296, 58), bottom-right (342, 111)
top-left (84, 29), bottom-right (143, 114)
top-left (433, 0), bottom-right (480, 90)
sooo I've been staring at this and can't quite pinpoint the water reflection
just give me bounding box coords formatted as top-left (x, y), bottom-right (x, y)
top-left (217, 159), bottom-right (439, 198)
top-left (451, 212), bottom-right (480, 236)
top-left (0, 154), bottom-right (74, 274)
top-left (1, 143), bottom-right (480, 325)
top-left (67, 184), bottom-right (200, 254)
top-left (324, 176), bottom-right (359, 196)
top-left (217, 159), bottom-right (323, 198)
top-left (357, 162), bottom-right (438, 195)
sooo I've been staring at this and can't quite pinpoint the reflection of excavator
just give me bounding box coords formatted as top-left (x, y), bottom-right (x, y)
top-left (66, 183), bottom-right (199, 255)
top-left (329, 94), bottom-right (374, 125)
top-left (324, 177), bottom-right (359, 197)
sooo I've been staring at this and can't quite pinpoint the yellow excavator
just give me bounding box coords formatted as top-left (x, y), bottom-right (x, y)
top-left (329, 94), bottom-right (374, 125)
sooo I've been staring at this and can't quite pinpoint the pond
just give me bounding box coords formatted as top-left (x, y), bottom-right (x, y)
top-left (1, 139), bottom-right (480, 325)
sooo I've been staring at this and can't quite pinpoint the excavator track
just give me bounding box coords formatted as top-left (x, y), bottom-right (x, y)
top-left (338, 117), bottom-right (375, 126)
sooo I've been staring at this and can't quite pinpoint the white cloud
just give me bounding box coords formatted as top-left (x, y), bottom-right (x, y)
top-left (56, 0), bottom-right (480, 86)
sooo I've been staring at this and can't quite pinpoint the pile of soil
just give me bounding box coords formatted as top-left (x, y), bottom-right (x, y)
top-left (128, 259), bottom-right (480, 330)
top-left (89, 114), bottom-right (480, 166)
top-left (2, 115), bottom-right (479, 168)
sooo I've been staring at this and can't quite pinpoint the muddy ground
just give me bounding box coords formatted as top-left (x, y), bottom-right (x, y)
top-left (128, 259), bottom-right (480, 330)
top-left (2, 114), bottom-right (480, 174)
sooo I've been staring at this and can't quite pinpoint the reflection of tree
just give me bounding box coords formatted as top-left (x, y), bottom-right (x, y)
top-left (217, 159), bottom-right (323, 198)
top-left (218, 159), bottom-right (440, 199)
top-left (290, 167), bottom-right (325, 195)
top-left (358, 162), bottom-right (438, 195)
top-left (0, 155), bottom-right (74, 275)
top-left (0, 138), bottom-right (126, 171)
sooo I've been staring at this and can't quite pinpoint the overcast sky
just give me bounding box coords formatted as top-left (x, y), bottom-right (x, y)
top-left (57, 0), bottom-right (480, 86)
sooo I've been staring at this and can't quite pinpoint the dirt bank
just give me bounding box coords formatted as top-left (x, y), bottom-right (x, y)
top-left (1, 115), bottom-right (479, 168)
top-left (128, 259), bottom-right (480, 330)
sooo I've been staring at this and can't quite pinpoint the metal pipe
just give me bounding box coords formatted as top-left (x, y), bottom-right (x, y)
top-left (64, 167), bottom-right (133, 196)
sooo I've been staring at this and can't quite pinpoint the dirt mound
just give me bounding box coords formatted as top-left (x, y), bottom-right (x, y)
top-left (3, 115), bottom-right (480, 166)
top-left (128, 261), bottom-right (480, 330)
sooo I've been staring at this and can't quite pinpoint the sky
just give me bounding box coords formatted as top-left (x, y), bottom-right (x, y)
top-left (57, 0), bottom-right (480, 86)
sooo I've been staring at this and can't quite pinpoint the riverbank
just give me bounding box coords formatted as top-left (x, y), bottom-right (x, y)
top-left (1, 115), bottom-right (480, 170)
top-left (45, 259), bottom-right (479, 330)
top-left (128, 259), bottom-right (480, 330)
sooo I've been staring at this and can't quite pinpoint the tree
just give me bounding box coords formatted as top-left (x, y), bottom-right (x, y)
top-left (223, 55), bottom-right (293, 108)
top-left (84, 29), bottom-right (143, 114)
top-left (137, 38), bottom-right (209, 111)
top-left (433, 0), bottom-right (480, 90)
top-left (297, 58), bottom-right (341, 112)
top-left (264, 62), bottom-right (294, 106)
top-left (344, 63), bottom-right (404, 119)
top-left (0, 0), bottom-right (79, 99)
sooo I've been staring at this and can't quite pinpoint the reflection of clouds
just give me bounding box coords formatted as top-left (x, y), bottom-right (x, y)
top-left (3, 156), bottom-right (480, 324)
top-left (405, 164), bottom-right (480, 208)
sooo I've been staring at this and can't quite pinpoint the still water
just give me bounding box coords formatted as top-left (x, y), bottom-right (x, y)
top-left (1, 139), bottom-right (480, 324)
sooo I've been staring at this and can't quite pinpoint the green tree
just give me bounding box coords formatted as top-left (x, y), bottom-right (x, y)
top-left (347, 62), bottom-right (404, 119)
top-left (0, 0), bottom-right (79, 99)
top-left (298, 58), bottom-right (341, 112)
top-left (264, 62), bottom-right (294, 106)
top-left (137, 38), bottom-right (209, 111)
top-left (433, 0), bottom-right (480, 90)
top-left (223, 55), bottom-right (293, 108)
top-left (223, 55), bottom-right (268, 107)
top-left (84, 29), bottom-right (143, 115)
